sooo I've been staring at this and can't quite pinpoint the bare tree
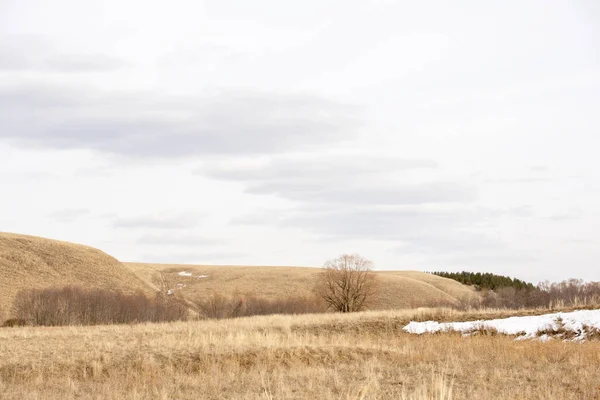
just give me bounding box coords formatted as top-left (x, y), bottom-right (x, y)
top-left (314, 254), bottom-right (379, 313)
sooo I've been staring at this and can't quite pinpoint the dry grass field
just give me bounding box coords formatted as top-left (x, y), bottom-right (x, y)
top-left (125, 263), bottom-right (476, 310)
top-left (2, 233), bottom-right (599, 398)
top-left (0, 233), bottom-right (154, 318)
top-left (1, 307), bottom-right (599, 400)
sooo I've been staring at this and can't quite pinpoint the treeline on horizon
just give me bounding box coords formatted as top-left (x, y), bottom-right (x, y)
top-left (430, 271), bottom-right (536, 291)
top-left (432, 271), bottom-right (600, 310)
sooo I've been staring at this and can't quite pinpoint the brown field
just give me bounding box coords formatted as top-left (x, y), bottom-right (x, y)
top-left (0, 233), bottom-right (153, 318)
top-left (1, 307), bottom-right (599, 399)
top-left (125, 263), bottom-right (477, 310)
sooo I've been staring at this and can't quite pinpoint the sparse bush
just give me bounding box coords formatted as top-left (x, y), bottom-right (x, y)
top-left (194, 294), bottom-right (244, 319)
top-left (192, 293), bottom-right (324, 319)
top-left (12, 285), bottom-right (188, 326)
top-left (2, 318), bottom-right (29, 328)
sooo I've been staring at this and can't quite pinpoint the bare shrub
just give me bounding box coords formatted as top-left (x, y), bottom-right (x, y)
top-left (12, 286), bottom-right (188, 326)
top-left (2, 318), bottom-right (29, 327)
top-left (314, 254), bottom-right (379, 313)
top-left (456, 279), bottom-right (600, 311)
top-left (194, 294), bottom-right (244, 319)
top-left (192, 293), bottom-right (325, 319)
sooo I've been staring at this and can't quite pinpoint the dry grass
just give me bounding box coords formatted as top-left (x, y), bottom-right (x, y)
top-left (0, 232), bottom-right (154, 318)
top-left (126, 263), bottom-right (477, 310)
top-left (1, 307), bottom-right (599, 399)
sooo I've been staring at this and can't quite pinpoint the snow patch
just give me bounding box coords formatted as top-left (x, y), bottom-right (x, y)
top-left (178, 271), bottom-right (193, 277)
top-left (403, 309), bottom-right (600, 342)
top-left (196, 275), bottom-right (209, 279)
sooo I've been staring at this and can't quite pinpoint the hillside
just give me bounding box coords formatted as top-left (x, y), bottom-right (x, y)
top-left (0, 231), bottom-right (477, 318)
top-left (0, 232), bottom-right (154, 318)
top-left (125, 263), bottom-right (477, 309)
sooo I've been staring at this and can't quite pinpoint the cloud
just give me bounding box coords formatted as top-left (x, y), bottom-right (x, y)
top-left (141, 251), bottom-right (245, 264)
top-left (204, 156), bottom-right (438, 181)
top-left (0, 35), bottom-right (126, 73)
top-left (0, 83), bottom-right (362, 158)
top-left (394, 231), bottom-right (505, 254)
top-left (47, 208), bottom-right (91, 222)
top-left (546, 208), bottom-right (582, 221)
top-left (202, 155), bottom-right (475, 205)
top-left (484, 177), bottom-right (553, 184)
top-left (530, 165), bottom-right (548, 172)
top-left (112, 214), bottom-right (202, 229)
top-left (246, 181), bottom-right (477, 205)
top-left (43, 54), bottom-right (127, 73)
top-left (137, 233), bottom-right (222, 246)
top-left (235, 206), bottom-right (495, 240)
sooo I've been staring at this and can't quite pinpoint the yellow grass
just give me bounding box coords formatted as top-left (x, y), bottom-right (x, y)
top-left (1, 307), bottom-right (599, 399)
top-left (0, 232), bottom-right (154, 318)
top-left (125, 263), bottom-right (477, 310)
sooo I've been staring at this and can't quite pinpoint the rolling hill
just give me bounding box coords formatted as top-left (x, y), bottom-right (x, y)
top-left (125, 263), bottom-right (477, 310)
top-left (0, 232), bottom-right (154, 318)
top-left (0, 232), bottom-right (476, 319)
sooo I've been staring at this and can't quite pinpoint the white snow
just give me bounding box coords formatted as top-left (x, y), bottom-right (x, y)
top-left (403, 309), bottom-right (600, 341)
top-left (178, 271), bottom-right (193, 277)
top-left (196, 275), bottom-right (209, 279)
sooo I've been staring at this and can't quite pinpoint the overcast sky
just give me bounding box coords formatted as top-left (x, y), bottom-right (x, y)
top-left (1, 0), bottom-right (598, 283)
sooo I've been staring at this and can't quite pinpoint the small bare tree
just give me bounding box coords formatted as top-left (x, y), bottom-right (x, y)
top-left (315, 254), bottom-right (379, 313)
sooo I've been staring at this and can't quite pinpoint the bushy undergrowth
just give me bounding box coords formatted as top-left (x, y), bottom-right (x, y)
top-left (9, 286), bottom-right (188, 326)
top-left (192, 293), bottom-right (325, 319)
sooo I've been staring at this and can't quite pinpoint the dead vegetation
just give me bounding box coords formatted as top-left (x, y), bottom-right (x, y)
top-left (0, 308), bottom-right (599, 399)
top-left (191, 293), bottom-right (324, 319)
top-left (11, 285), bottom-right (188, 326)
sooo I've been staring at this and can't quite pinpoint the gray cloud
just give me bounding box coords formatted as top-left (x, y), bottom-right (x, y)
top-left (546, 208), bottom-right (582, 221)
top-left (246, 181), bottom-right (477, 205)
top-left (112, 214), bottom-right (202, 229)
top-left (141, 251), bottom-right (245, 264)
top-left (0, 83), bottom-right (362, 158)
top-left (395, 231), bottom-right (506, 254)
top-left (47, 208), bottom-right (91, 222)
top-left (204, 157), bottom-right (438, 181)
top-left (530, 165), bottom-right (548, 172)
top-left (137, 233), bottom-right (222, 246)
top-left (235, 207), bottom-right (496, 241)
top-left (43, 54), bottom-right (127, 73)
top-left (484, 177), bottom-right (553, 184)
top-left (0, 35), bottom-right (126, 73)
top-left (438, 252), bottom-right (538, 268)
top-left (202, 156), bottom-right (474, 206)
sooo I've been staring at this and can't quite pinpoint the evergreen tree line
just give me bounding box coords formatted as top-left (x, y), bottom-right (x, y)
top-left (431, 271), bottom-right (536, 291)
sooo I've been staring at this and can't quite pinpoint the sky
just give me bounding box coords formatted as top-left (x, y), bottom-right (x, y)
top-left (0, 0), bottom-right (598, 283)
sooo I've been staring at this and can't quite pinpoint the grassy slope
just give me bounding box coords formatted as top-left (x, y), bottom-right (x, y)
top-left (0, 232), bottom-right (154, 318)
top-left (0, 231), bottom-right (475, 317)
top-left (125, 263), bottom-right (476, 309)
